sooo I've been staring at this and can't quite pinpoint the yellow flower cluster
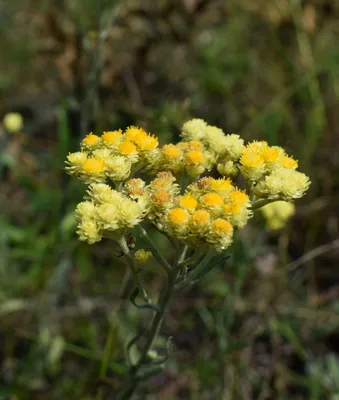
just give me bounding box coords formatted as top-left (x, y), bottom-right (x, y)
top-left (239, 141), bottom-right (310, 201)
top-left (147, 173), bottom-right (251, 251)
top-left (260, 201), bottom-right (296, 230)
top-left (75, 183), bottom-right (149, 244)
top-left (66, 119), bottom-right (310, 248)
top-left (66, 127), bottom-right (159, 184)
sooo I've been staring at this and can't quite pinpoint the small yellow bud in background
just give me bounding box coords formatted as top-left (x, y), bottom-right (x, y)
top-left (135, 249), bottom-right (153, 264)
top-left (3, 112), bottom-right (23, 132)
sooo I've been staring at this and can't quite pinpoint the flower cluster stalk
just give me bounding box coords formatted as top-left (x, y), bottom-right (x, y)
top-left (116, 248), bottom-right (183, 400)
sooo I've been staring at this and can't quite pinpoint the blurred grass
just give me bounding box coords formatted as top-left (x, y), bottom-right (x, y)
top-left (1, 0), bottom-right (339, 399)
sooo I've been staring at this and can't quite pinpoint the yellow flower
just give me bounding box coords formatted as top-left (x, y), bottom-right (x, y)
top-left (96, 203), bottom-right (120, 230)
top-left (75, 201), bottom-right (96, 221)
top-left (187, 140), bottom-right (204, 152)
top-left (77, 218), bottom-right (102, 244)
top-left (102, 130), bottom-right (123, 146)
top-left (82, 158), bottom-right (105, 174)
top-left (125, 126), bottom-right (146, 142)
top-left (207, 219), bottom-right (233, 251)
top-left (201, 192), bottom-right (224, 207)
top-left (118, 140), bottom-right (137, 155)
top-left (118, 199), bottom-right (147, 227)
top-left (222, 134), bottom-right (245, 161)
top-left (3, 112), bottom-right (23, 132)
top-left (124, 178), bottom-right (146, 198)
top-left (66, 151), bottom-right (87, 175)
top-left (88, 183), bottom-right (123, 204)
top-left (240, 152), bottom-right (264, 168)
top-left (134, 133), bottom-right (158, 151)
top-left (135, 249), bottom-right (153, 264)
top-left (181, 118), bottom-right (207, 141)
top-left (240, 150), bottom-right (265, 181)
top-left (81, 133), bottom-right (100, 149)
top-left (150, 172), bottom-right (180, 195)
top-left (209, 178), bottom-right (234, 197)
top-left (178, 193), bottom-right (198, 212)
top-left (151, 191), bottom-right (172, 208)
top-left (262, 146), bottom-right (284, 163)
top-left (254, 167), bottom-right (310, 201)
top-left (261, 201), bottom-right (295, 230)
top-left (280, 156), bottom-right (298, 169)
top-left (161, 144), bottom-right (184, 173)
top-left (186, 151), bottom-right (205, 165)
top-left (189, 209), bottom-right (211, 232)
top-left (185, 150), bottom-right (206, 177)
top-left (92, 148), bottom-right (113, 163)
top-left (203, 126), bottom-right (228, 156)
top-left (106, 156), bottom-right (132, 181)
top-left (162, 144), bottom-right (183, 160)
top-left (211, 219), bottom-right (233, 236)
top-left (217, 160), bottom-right (238, 177)
top-left (167, 208), bottom-right (189, 227)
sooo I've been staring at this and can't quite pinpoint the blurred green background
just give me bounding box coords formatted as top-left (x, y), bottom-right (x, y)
top-left (1, 0), bottom-right (339, 399)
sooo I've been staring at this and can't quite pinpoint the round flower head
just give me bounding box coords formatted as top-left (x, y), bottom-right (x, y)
top-left (117, 141), bottom-right (139, 163)
top-left (187, 140), bottom-right (204, 152)
top-left (222, 134), bottom-right (245, 161)
top-left (66, 151), bottom-right (87, 175)
top-left (88, 183), bottom-right (123, 204)
top-left (217, 160), bottom-right (238, 177)
top-left (181, 118), bottom-right (208, 141)
top-left (96, 203), bottom-right (120, 231)
top-left (240, 150), bottom-right (265, 181)
top-left (134, 132), bottom-right (158, 151)
top-left (261, 201), bottom-right (295, 230)
top-left (124, 178), bottom-right (146, 198)
top-left (150, 171), bottom-right (180, 196)
top-left (118, 198), bottom-right (148, 227)
top-left (207, 219), bottom-right (233, 251)
top-left (203, 126), bottom-right (228, 157)
top-left (161, 144), bottom-right (184, 173)
top-left (178, 193), bottom-right (198, 212)
top-left (223, 189), bottom-right (252, 228)
top-left (92, 148), bottom-right (113, 163)
top-left (185, 151), bottom-right (206, 177)
top-left (189, 209), bottom-right (211, 233)
top-left (75, 201), bottom-right (96, 221)
top-left (166, 208), bottom-right (189, 237)
top-left (80, 157), bottom-right (106, 183)
top-left (77, 218), bottom-right (102, 244)
top-left (280, 155), bottom-right (298, 169)
top-left (262, 146), bottom-right (284, 167)
top-left (151, 191), bottom-right (172, 209)
top-left (254, 167), bottom-right (310, 201)
top-left (209, 178), bottom-right (234, 198)
top-left (3, 112), bottom-right (23, 132)
top-left (201, 192), bottom-right (224, 217)
top-left (135, 249), bottom-right (153, 264)
top-left (81, 133), bottom-right (101, 150)
top-left (125, 126), bottom-right (146, 142)
top-left (101, 130), bottom-right (123, 147)
top-left (106, 156), bottom-right (132, 181)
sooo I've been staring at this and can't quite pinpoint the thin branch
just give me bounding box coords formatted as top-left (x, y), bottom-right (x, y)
top-left (137, 226), bottom-right (172, 273)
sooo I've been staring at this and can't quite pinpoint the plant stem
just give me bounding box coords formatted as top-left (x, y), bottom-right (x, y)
top-left (137, 226), bottom-right (172, 273)
top-left (116, 255), bottom-right (181, 399)
top-left (117, 236), bottom-right (150, 304)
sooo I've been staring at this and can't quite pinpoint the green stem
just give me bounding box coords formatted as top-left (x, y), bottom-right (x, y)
top-left (137, 226), bottom-right (172, 273)
top-left (116, 251), bottom-right (182, 400)
top-left (251, 199), bottom-right (272, 210)
top-left (117, 236), bottom-right (150, 304)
